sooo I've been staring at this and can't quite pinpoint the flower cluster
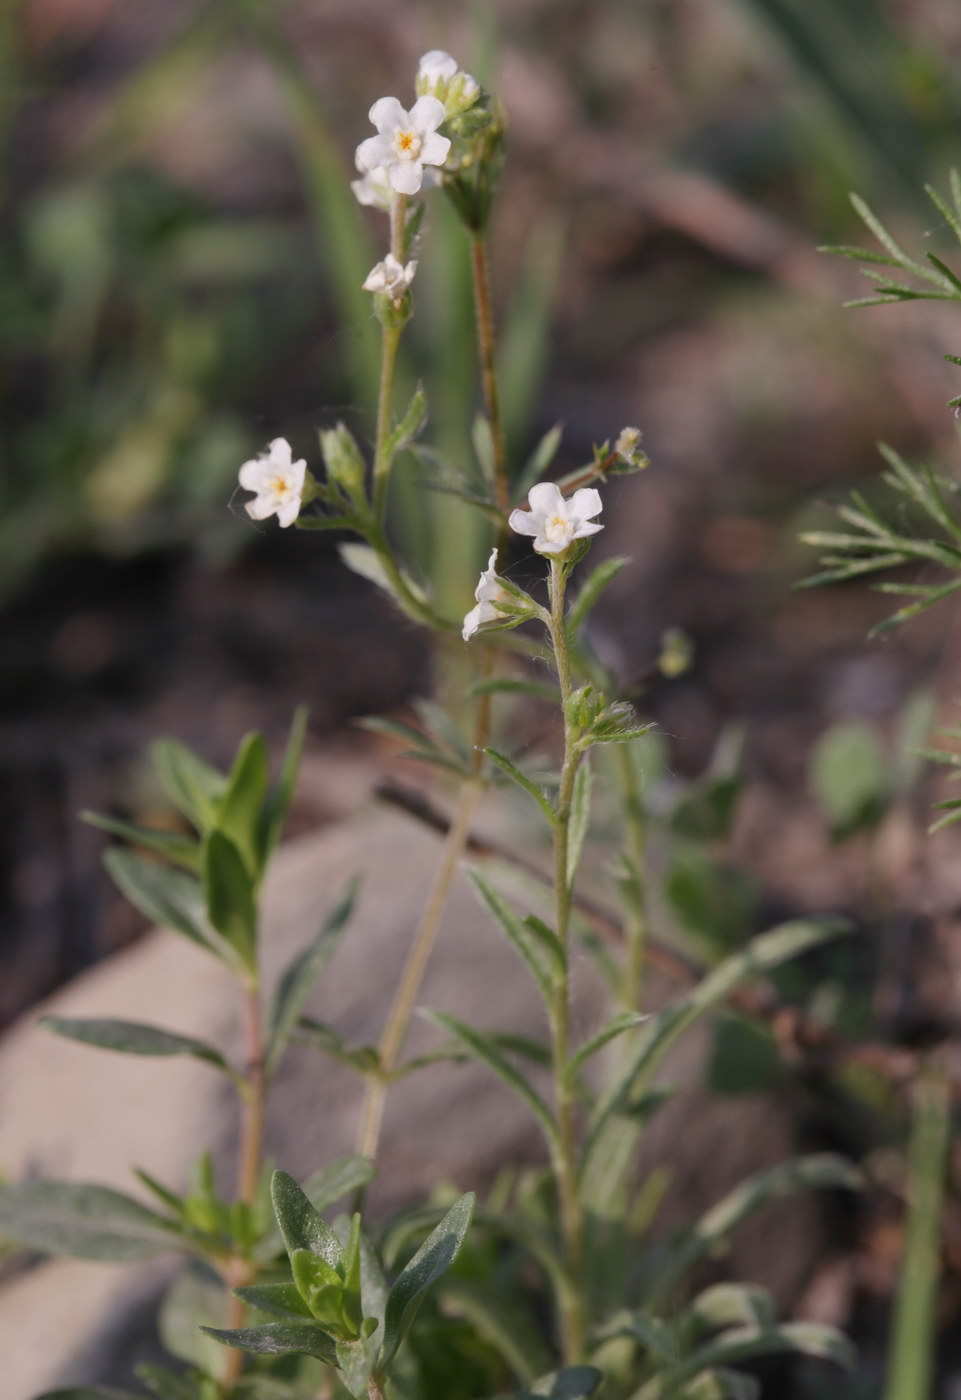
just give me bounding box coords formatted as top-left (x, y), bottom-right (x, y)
top-left (463, 482), bottom-right (605, 642)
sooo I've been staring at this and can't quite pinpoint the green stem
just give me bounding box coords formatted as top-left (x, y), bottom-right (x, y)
top-left (615, 743), bottom-right (648, 1011)
top-left (221, 978), bottom-right (266, 1395)
top-left (470, 232), bottom-right (510, 517)
top-left (546, 558), bottom-right (585, 1363)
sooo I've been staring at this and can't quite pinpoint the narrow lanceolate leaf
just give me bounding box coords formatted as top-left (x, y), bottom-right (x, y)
top-left (468, 869), bottom-right (559, 1005)
top-left (80, 811), bottom-right (199, 871)
top-left (422, 1011), bottom-right (558, 1147)
top-left (301, 1155), bottom-right (377, 1215)
top-left (103, 848), bottom-right (221, 960)
top-left (632, 1323), bottom-right (856, 1400)
top-left (484, 748), bottom-right (557, 826)
top-left (265, 877), bottom-right (359, 1076)
top-left (40, 1017), bottom-right (236, 1081)
top-left (217, 732), bottom-right (270, 875)
top-left (518, 1366), bottom-right (604, 1399)
top-left (468, 676), bottom-right (561, 704)
top-left (201, 1321), bottom-right (337, 1362)
top-left (203, 830), bottom-right (258, 971)
top-left (34, 1390), bottom-right (140, 1400)
top-left (232, 1282), bottom-right (313, 1319)
top-left (883, 1064), bottom-right (950, 1400)
top-left (646, 1155), bottom-right (861, 1308)
top-left (0, 1180), bottom-right (183, 1262)
top-left (567, 556), bottom-right (631, 637)
top-left (440, 1278), bottom-right (552, 1384)
top-left (270, 1170), bottom-right (340, 1266)
top-left (581, 920), bottom-right (849, 1186)
top-left (151, 737), bottom-right (227, 832)
top-left (566, 760), bottom-right (592, 888)
top-left (262, 705), bottom-right (309, 857)
top-left (566, 1012), bottom-right (646, 1082)
top-left (380, 1192), bottom-right (475, 1367)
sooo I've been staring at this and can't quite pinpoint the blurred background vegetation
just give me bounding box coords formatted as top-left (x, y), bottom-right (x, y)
top-left (4, 0), bottom-right (961, 1393)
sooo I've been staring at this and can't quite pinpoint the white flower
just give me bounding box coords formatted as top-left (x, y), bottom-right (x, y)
top-left (508, 481), bottom-right (604, 555)
top-left (463, 548), bottom-right (511, 641)
top-left (356, 96), bottom-right (451, 196)
top-left (351, 160), bottom-right (439, 212)
top-left (238, 438), bottom-right (306, 528)
top-left (416, 50), bottom-right (479, 114)
top-left (614, 426), bottom-right (648, 469)
top-left (363, 252), bottom-right (417, 298)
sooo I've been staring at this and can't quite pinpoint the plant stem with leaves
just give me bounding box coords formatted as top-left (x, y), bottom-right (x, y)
top-left (546, 557), bottom-right (586, 1363)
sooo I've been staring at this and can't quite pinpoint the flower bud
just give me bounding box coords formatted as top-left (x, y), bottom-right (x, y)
top-left (416, 50), bottom-right (480, 117)
top-left (320, 423), bottom-right (367, 505)
top-left (614, 426), bottom-right (649, 471)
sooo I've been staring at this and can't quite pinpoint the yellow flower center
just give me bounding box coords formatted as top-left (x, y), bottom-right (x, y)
top-left (545, 512), bottom-right (572, 542)
top-left (394, 129), bottom-right (421, 159)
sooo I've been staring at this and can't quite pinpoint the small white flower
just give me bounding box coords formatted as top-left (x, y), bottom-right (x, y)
top-left (352, 159), bottom-right (439, 212)
top-left (508, 481), bottom-right (604, 556)
top-left (463, 548), bottom-right (511, 641)
top-left (416, 50), bottom-right (479, 114)
top-left (356, 95), bottom-right (451, 196)
top-left (363, 252), bottom-right (417, 298)
top-left (238, 438), bottom-right (306, 529)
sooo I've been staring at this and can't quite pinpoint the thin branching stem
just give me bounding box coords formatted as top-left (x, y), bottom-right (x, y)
top-left (546, 557), bottom-right (586, 1363)
top-left (372, 194), bottom-right (408, 523)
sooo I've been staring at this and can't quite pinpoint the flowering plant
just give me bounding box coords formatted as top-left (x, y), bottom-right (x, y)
top-left (0, 44), bottom-right (859, 1400)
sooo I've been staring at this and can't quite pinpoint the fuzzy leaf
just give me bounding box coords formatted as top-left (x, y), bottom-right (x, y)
top-left (203, 830), bottom-right (257, 970)
top-left (233, 1282), bottom-right (314, 1319)
top-left (41, 1017), bottom-right (235, 1079)
top-left (380, 1192), bottom-right (475, 1366)
top-left (217, 732), bottom-right (270, 874)
top-left (0, 1180), bottom-right (182, 1261)
top-left (201, 1321), bottom-right (336, 1362)
top-left (103, 848), bottom-right (222, 961)
top-left (262, 705), bottom-right (309, 857)
top-left (265, 877), bottom-right (359, 1075)
top-left (80, 812), bottom-right (199, 871)
top-left (468, 869), bottom-right (560, 1004)
top-left (270, 1170), bottom-right (341, 1267)
top-left (484, 748), bottom-right (557, 825)
top-left (151, 738), bottom-right (226, 831)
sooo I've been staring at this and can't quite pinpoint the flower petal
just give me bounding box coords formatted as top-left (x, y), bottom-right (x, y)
top-left (277, 498), bottom-right (301, 528)
top-left (462, 603), bottom-right (483, 641)
top-left (245, 496), bottom-right (275, 521)
top-left (573, 520), bottom-right (603, 539)
top-left (569, 486), bottom-right (603, 520)
top-left (239, 459), bottom-right (270, 491)
top-left (369, 96), bottom-right (407, 132)
top-left (532, 537), bottom-right (567, 555)
top-left (356, 135), bottom-right (393, 172)
top-left (419, 132), bottom-right (451, 168)
top-left (267, 437), bottom-right (292, 467)
top-left (390, 160), bottom-right (423, 195)
top-left (419, 50), bottom-right (458, 80)
top-left (290, 459), bottom-right (307, 492)
top-left (527, 481), bottom-right (565, 516)
top-left (409, 95), bottom-right (447, 133)
top-left (508, 507), bottom-right (539, 537)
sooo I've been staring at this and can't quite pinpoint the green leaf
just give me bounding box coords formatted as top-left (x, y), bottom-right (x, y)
top-left (301, 1156), bottom-right (377, 1215)
top-left (676, 1371), bottom-right (760, 1400)
top-left (158, 1261), bottom-right (227, 1373)
top-left (270, 1170), bottom-right (341, 1266)
top-left (467, 676), bottom-right (561, 704)
top-left (582, 920), bottom-right (849, 1190)
top-left (151, 738), bottom-right (226, 831)
top-left (440, 1277), bottom-right (552, 1383)
top-left (103, 848), bottom-right (223, 961)
top-left (40, 1017), bottom-right (236, 1081)
top-left (567, 760), bottom-right (592, 888)
top-left (664, 849), bottom-right (758, 957)
top-left (217, 732), bottom-right (270, 875)
top-left (680, 1283), bottom-right (776, 1342)
top-left (385, 385), bottom-right (428, 460)
top-left (810, 720), bottom-right (889, 839)
top-left (380, 1191), bottom-right (475, 1366)
top-left (513, 423), bottom-right (564, 505)
top-left (646, 1155), bottom-right (861, 1309)
top-left (567, 556), bottom-right (631, 637)
top-left (201, 1321), bottom-right (336, 1362)
top-left (35, 1391), bottom-right (140, 1400)
top-left (233, 1281), bottom-right (314, 1319)
top-left (517, 1366), bottom-right (604, 1399)
top-left (265, 877), bottom-right (359, 1075)
top-left (468, 869), bottom-right (560, 1005)
top-left (422, 1010), bottom-right (559, 1147)
top-left (262, 705), bottom-right (309, 857)
top-left (566, 1012), bottom-right (646, 1081)
top-left (0, 1180), bottom-right (182, 1261)
top-left (484, 747), bottom-right (557, 825)
top-left (80, 811), bottom-right (199, 871)
top-left (883, 1064), bottom-right (950, 1400)
top-left (633, 1323), bottom-right (856, 1399)
top-left (203, 830), bottom-right (258, 971)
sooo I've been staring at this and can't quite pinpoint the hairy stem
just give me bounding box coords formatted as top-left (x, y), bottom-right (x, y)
top-left (221, 980), bottom-right (266, 1394)
top-left (547, 558), bottom-right (585, 1363)
top-left (372, 193), bottom-right (408, 523)
top-left (470, 233), bottom-right (510, 516)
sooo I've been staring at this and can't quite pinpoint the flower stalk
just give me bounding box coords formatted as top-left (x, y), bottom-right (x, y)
top-left (546, 557), bottom-right (586, 1363)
